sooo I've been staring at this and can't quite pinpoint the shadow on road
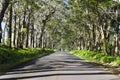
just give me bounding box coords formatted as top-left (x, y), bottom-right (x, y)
top-left (0, 72), bottom-right (112, 80)
top-left (0, 52), bottom-right (119, 80)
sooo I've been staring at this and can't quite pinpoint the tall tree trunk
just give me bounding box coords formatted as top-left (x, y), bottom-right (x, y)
top-left (22, 9), bottom-right (27, 48)
top-left (39, 23), bottom-right (45, 48)
top-left (23, 9), bottom-right (26, 29)
top-left (8, 4), bottom-right (13, 48)
top-left (100, 20), bottom-right (111, 55)
top-left (2, 18), bottom-right (8, 44)
top-left (114, 22), bottom-right (120, 56)
top-left (32, 22), bottom-right (35, 48)
top-left (13, 14), bottom-right (17, 47)
top-left (17, 17), bottom-right (22, 48)
top-left (92, 24), bottom-right (96, 51)
top-left (0, 0), bottom-right (10, 43)
top-left (114, 7), bottom-right (120, 56)
top-left (26, 12), bottom-right (31, 47)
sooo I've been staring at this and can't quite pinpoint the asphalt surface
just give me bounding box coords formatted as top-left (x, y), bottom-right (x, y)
top-left (0, 51), bottom-right (119, 80)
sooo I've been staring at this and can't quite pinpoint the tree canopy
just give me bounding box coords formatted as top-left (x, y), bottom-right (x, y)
top-left (0, 0), bottom-right (120, 56)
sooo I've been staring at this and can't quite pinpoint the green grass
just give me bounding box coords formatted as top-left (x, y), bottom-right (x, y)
top-left (0, 47), bottom-right (54, 72)
top-left (70, 50), bottom-right (120, 67)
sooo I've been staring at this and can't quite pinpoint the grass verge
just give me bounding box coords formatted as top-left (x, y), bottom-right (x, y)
top-left (70, 50), bottom-right (120, 66)
top-left (0, 47), bottom-right (54, 72)
top-left (70, 50), bottom-right (120, 76)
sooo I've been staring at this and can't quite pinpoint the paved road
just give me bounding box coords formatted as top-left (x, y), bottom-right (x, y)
top-left (0, 52), bottom-right (119, 80)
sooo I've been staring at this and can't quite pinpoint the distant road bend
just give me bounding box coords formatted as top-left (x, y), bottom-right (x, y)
top-left (0, 51), bottom-right (119, 80)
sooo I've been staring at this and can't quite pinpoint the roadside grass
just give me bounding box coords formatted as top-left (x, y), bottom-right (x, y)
top-left (0, 47), bottom-right (54, 72)
top-left (70, 50), bottom-right (120, 67)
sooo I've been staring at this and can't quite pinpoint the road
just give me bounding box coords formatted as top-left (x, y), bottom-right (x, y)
top-left (0, 51), bottom-right (119, 80)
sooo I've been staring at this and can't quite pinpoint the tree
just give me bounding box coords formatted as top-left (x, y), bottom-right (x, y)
top-left (66, 0), bottom-right (120, 56)
top-left (0, 0), bottom-right (10, 43)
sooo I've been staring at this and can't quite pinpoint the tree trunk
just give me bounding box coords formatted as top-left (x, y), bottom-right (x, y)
top-left (17, 17), bottom-right (22, 48)
top-left (13, 14), bottom-right (17, 47)
top-left (114, 22), bottom-right (120, 56)
top-left (32, 22), bottom-right (35, 48)
top-left (26, 12), bottom-right (31, 47)
top-left (8, 4), bottom-right (13, 48)
top-left (39, 23), bottom-right (45, 48)
top-left (22, 9), bottom-right (27, 48)
top-left (0, 0), bottom-right (10, 43)
top-left (2, 18), bottom-right (8, 44)
top-left (100, 20), bottom-right (111, 55)
top-left (92, 24), bottom-right (96, 51)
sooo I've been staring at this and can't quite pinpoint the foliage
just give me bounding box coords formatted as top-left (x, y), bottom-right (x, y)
top-left (71, 50), bottom-right (120, 66)
top-left (6, 38), bottom-right (10, 46)
top-left (0, 47), bottom-right (54, 72)
top-left (0, 0), bottom-right (119, 56)
top-left (67, 0), bottom-right (120, 56)
top-left (0, 0), bottom-right (120, 73)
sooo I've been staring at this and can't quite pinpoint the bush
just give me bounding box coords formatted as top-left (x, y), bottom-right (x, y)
top-left (100, 56), bottom-right (116, 63)
top-left (93, 54), bottom-right (104, 61)
top-left (115, 59), bottom-right (120, 66)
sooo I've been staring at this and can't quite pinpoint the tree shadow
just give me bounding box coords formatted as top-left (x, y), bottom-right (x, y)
top-left (0, 72), bottom-right (113, 80)
top-left (0, 52), bottom-right (119, 80)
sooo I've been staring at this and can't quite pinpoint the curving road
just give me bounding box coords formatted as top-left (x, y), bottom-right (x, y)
top-left (0, 52), bottom-right (119, 80)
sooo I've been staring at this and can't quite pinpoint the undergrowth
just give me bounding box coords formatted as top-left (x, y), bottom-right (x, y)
top-left (70, 50), bottom-right (120, 67)
top-left (0, 47), bottom-right (54, 72)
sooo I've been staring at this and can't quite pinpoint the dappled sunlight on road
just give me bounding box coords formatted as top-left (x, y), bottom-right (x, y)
top-left (0, 52), bottom-right (119, 80)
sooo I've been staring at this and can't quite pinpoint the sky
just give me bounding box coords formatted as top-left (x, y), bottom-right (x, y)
top-left (63, 0), bottom-right (68, 5)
